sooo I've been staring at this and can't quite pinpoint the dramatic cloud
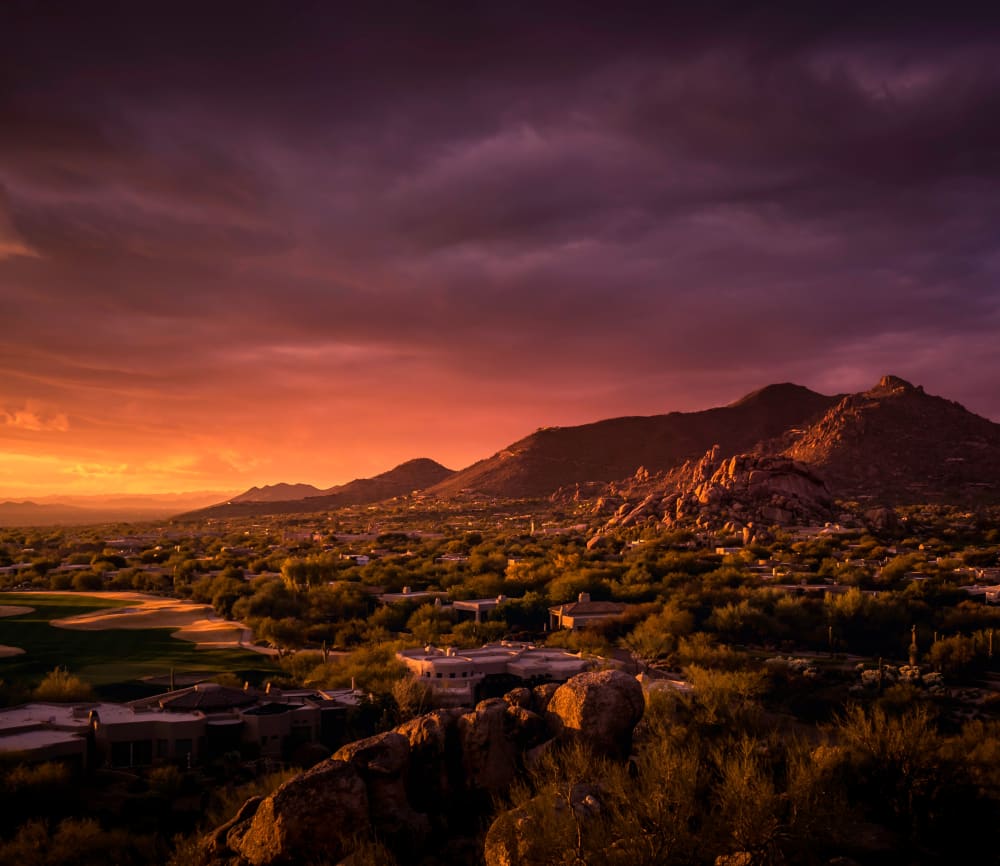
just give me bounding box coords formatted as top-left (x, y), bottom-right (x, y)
top-left (1, 2), bottom-right (999, 494)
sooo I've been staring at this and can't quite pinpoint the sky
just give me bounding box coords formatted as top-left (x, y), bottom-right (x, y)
top-left (2, 2), bottom-right (1000, 497)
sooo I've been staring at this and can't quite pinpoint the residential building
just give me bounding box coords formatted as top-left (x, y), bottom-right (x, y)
top-left (396, 642), bottom-right (593, 707)
top-left (0, 683), bottom-right (363, 769)
top-left (548, 593), bottom-right (629, 630)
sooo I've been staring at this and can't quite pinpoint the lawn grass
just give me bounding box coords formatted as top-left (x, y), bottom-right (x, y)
top-left (0, 593), bottom-right (277, 697)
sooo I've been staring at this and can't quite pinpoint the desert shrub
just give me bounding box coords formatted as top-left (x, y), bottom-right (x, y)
top-left (390, 676), bottom-right (433, 722)
top-left (71, 571), bottom-right (103, 591)
top-left (621, 604), bottom-right (695, 663)
top-left (711, 737), bottom-right (783, 863)
top-left (833, 704), bottom-right (940, 831)
top-left (674, 633), bottom-right (745, 670)
top-left (33, 667), bottom-right (94, 702)
top-left (0, 817), bottom-right (154, 866)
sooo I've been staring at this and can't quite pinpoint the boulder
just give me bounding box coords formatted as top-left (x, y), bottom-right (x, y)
top-left (547, 669), bottom-right (645, 758)
top-left (484, 783), bottom-right (606, 866)
top-left (395, 709), bottom-right (463, 815)
top-left (202, 795), bottom-right (262, 860)
top-left (532, 682), bottom-right (559, 714)
top-left (334, 731), bottom-right (430, 849)
top-left (864, 506), bottom-right (899, 533)
top-left (458, 698), bottom-right (539, 795)
top-left (504, 687), bottom-right (533, 709)
top-left (232, 758), bottom-right (369, 865)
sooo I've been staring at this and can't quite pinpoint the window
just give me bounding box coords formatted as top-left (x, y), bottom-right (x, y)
top-left (110, 741), bottom-right (131, 768)
top-left (133, 739), bottom-right (153, 766)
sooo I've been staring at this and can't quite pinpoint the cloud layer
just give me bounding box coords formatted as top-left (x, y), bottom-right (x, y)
top-left (1, 3), bottom-right (999, 494)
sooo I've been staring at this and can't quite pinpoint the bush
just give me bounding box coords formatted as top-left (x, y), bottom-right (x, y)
top-left (33, 667), bottom-right (94, 702)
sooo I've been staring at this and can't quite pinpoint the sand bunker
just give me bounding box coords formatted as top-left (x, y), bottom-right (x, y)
top-left (169, 620), bottom-right (253, 648)
top-left (54, 597), bottom-right (217, 630)
top-left (0, 606), bottom-right (32, 656)
top-left (46, 592), bottom-right (275, 655)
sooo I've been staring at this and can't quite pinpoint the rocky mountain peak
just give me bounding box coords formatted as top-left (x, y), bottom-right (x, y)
top-left (871, 374), bottom-right (922, 395)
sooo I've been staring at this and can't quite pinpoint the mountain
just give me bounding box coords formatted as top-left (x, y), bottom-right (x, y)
top-left (783, 375), bottom-right (1000, 504)
top-left (585, 375), bottom-right (1000, 541)
top-left (0, 490), bottom-right (236, 526)
top-left (180, 458), bottom-right (455, 519)
top-left (426, 383), bottom-right (839, 499)
top-left (230, 483), bottom-right (325, 503)
top-left (175, 375), bottom-right (1000, 525)
top-left (0, 501), bottom-right (95, 527)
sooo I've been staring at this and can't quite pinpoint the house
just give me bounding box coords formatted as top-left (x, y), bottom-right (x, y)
top-left (376, 586), bottom-right (449, 605)
top-left (396, 642), bottom-right (593, 707)
top-left (452, 595), bottom-right (506, 623)
top-left (0, 683), bottom-right (364, 769)
top-left (0, 702), bottom-right (204, 769)
top-left (548, 593), bottom-right (629, 630)
top-left (341, 554), bottom-right (371, 566)
top-left (962, 584), bottom-right (1000, 604)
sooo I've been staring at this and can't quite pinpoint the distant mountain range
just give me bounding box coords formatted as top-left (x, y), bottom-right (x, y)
top-left (179, 458), bottom-right (456, 519)
top-left (230, 483), bottom-right (326, 503)
top-left (190, 375), bottom-right (1000, 519)
top-left (8, 376), bottom-right (997, 527)
top-left (0, 491), bottom-right (236, 527)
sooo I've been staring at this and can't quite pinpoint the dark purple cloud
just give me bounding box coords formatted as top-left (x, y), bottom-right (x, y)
top-left (1, 2), bottom-right (999, 492)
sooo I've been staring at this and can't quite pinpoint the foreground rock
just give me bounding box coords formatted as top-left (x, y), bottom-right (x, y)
top-left (334, 731), bottom-right (430, 850)
top-left (547, 669), bottom-right (645, 759)
top-left (201, 671), bottom-right (642, 865)
top-left (215, 759), bottom-right (369, 865)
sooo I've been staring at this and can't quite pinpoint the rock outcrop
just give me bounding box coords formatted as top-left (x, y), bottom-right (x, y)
top-left (201, 671), bottom-right (643, 866)
top-left (597, 446), bottom-right (834, 537)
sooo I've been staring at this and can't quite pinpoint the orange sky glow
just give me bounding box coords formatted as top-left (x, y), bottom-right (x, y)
top-left (3, 5), bottom-right (1000, 498)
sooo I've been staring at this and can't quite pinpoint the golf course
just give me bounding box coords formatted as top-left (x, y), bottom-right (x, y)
top-left (0, 592), bottom-right (278, 699)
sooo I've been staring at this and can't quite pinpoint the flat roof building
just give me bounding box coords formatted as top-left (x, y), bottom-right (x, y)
top-left (396, 642), bottom-right (593, 707)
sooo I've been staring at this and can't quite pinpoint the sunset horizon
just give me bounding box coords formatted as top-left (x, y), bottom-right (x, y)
top-left (1, 371), bottom-right (995, 500)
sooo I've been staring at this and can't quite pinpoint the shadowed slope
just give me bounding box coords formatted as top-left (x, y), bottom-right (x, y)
top-left (426, 384), bottom-right (838, 499)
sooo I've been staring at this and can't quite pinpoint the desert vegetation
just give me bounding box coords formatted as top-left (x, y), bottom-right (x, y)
top-left (1, 498), bottom-right (999, 863)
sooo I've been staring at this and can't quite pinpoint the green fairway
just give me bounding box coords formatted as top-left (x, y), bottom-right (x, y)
top-left (0, 593), bottom-right (277, 697)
